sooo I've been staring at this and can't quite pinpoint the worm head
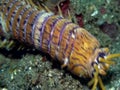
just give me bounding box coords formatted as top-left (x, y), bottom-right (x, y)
top-left (88, 48), bottom-right (120, 90)
top-left (93, 48), bottom-right (120, 76)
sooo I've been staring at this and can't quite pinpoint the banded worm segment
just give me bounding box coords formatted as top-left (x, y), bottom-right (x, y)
top-left (0, 0), bottom-right (120, 90)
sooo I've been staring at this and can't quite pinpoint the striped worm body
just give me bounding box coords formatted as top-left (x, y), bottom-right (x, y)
top-left (0, 0), bottom-right (120, 90)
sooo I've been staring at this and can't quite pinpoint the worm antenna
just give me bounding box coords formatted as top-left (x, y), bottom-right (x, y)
top-left (99, 58), bottom-right (115, 65)
top-left (88, 64), bottom-right (99, 90)
top-left (98, 76), bottom-right (105, 90)
top-left (106, 53), bottom-right (120, 60)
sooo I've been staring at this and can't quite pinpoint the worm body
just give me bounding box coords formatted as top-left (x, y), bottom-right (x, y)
top-left (0, 0), bottom-right (120, 90)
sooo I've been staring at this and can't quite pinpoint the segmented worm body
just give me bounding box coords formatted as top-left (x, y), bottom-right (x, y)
top-left (0, 0), bottom-right (120, 90)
